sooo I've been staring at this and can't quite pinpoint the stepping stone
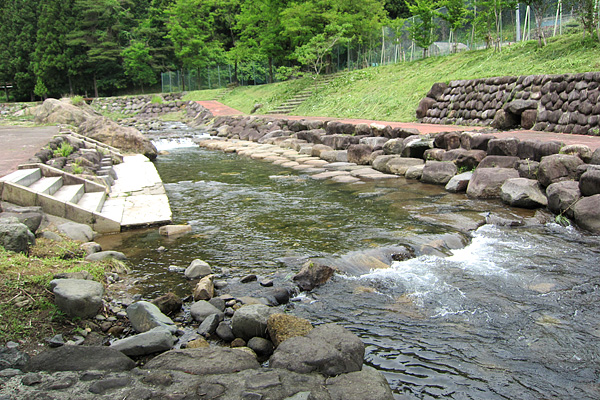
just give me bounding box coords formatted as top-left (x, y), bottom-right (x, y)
top-left (331, 176), bottom-right (361, 184)
top-left (311, 171), bottom-right (350, 180)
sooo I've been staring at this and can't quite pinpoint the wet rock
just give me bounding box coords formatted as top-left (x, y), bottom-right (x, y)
top-left (247, 337), bottom-right (274, 358)
top-left (198, 313), bottom-right (222, 336)
top-left (110, 327), bottom-right (174, 356)
top-left (538, 154), bottom-right (584, 187)
top-left (579, 169), bottom-right (600, 196)
top-left (0, 220), bottom-right (35, 253)
top-left (421, 161), bottom-right (457, 185)
top-left (445, 171), bottom-right (472, 193)
top-left (500, 178), bottom-right (548, 208)
top-left (193, 275), bottom-right (215, 301)
top-left (231, 304), bottom-right (282, 341)
top-left (269, 324), bottom-right (364, 377)
top-left (127, 301), bottom-right (177, 334)
top-left (259, 279), bottom-right (274, 287)
top-left (190, 300), bottom-right (225, 323)
top-left (267, 287), bottom-right (291, 305)
top-left (85, 250), bottom-right (127, 261)
top-left (25, 346), bottom-right (135, 372)
top-left (267, 314), bottom-right (313, 347)
top-left (293, 260), bottom-right (336, 291)
top-left (57, 222), bottom-right (96, 242)
top-left (467, 168), bottom-right (519, 199)
top-left (240, 274), bottom-right (258, 283)
top-left (151, 292), bottom-right (183, 315)
top-left (143, 347), bottom-right (260, 375)
top-left (50, 279), bottom-right (104, 318)
top-left (184, 259), bottom-right (212, 279)
top-left (405, 165), bottom-right (424, 180)
top-left (573, 194), bottom-right (600, 233)
top-left (547, 181), bottom-right (581, 218)
top-left (216, 322), bottom-right (236, 342)
top-left (158, 224), bottom-right (192, 236)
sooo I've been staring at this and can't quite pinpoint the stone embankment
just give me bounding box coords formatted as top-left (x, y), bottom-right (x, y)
top-left (192, 107), bottom-right (600, 234)
top-left (418, 72), bottom-right (600, 136)
top-left (91, 93), bottom-right (185, 117)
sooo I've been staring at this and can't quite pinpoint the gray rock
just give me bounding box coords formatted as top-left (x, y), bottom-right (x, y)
top-left (441, 149), bottom-right (486, 170)
top-left (127, 301), bottom-right (177, 333)
top-left (478, 155), bottom-right (520, 169)
top-left (57, 222), bottom-right (96, 242)
top-left (382, 139), bottom-right (404, 155)
top-left (538, 154), bottom-right (585, 187)
top-left (216, 321), bottom-right (236, 342)
top-left (401, 136), bottom-right (434, 159)
top-left (247, 337), bottom-right (274, 358)
top-left (573, 194), bottom-right (600, 234)
top-left (0, 221), bottom-right (35, 253)
top-left (445, 171), bottom-right (473, 193)
top-left (143, 347), bottom-right (260, 375)
top-left (546, 181), bottom-right (581, 218)
top-left (208, 297), bottom-right (226, 311)
top-left (85, 250), bottom-right (127, 261)
top-left (0, 347), bottom-right (30, 371)
top-left (190, 300), bottom-right (225, 323)
top-left (560, 144), bottom-right (593, 163)
top-left (467, 168), bottom-right (520, 199)
top-left (50, 279), bottom-right (104, 318)
top-left (326, 366), bottom-right (394, 400)
top-left (25, 346), bottom-right (135, 372)
top-left (231, 304), bottom-right (281, 341)
top-left (110, 327), bottom-right (174, 356)
top-left (516, 159), bottom-right (540, 180)
top-left (505, 99), bottom-right (538, 114)
top-left (184, 259), bottom-right (212, 279)
top-left (80, 241), bottom-right (102, 255)
top-left (38, 231), bottom-right (63, 242)
top-left (0, 211), bottom-right (43, 233)
top-left (293, 261), bottom-right (335, 291)
top-left (488, 138), bottom-right (519, 157)
top-left (198, 313), bottom-right (222, 336)
top-left (579, 169), bottom-right (600, 196)
top-left (150, 292), bottom-right (183, 315)
top-left (269, 323), bottom-right (364, 377)
top-left (590, 147), bottom-right (600, 165)
top-left (421, 161), bottom-right (457, 185)
top-left (88, 377), bottom-right (132, 394)
top-left (500, 178), bottom-right (548, 208)
top-left (405, 165), bottom-right (424, 180)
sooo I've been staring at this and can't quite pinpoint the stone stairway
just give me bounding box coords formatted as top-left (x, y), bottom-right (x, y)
top-left (268, 74), bottom-right (340, 115)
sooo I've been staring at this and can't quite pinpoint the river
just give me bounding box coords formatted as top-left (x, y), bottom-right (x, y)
top-left (99, 128), bottom-right (600, 399)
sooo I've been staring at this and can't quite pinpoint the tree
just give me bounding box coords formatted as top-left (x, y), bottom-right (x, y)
top-left (385, 0), bottom-right (411, 19)
top-left (294, 24), bottom-right (349, 75)
top-left (135, 0), bottom-right (176, 73)
top-left (522, 0), bottom-right (551, 47)
top-left (438, 0), bottom-right (469, 52)
top-left (122, 40), bottom-right (157, 93)
top-left (473, 0), bottom-right (517, 51)
top-left (568, 0), bottom-right (600, 42)
top-left (405, 0), bottom-right (438, 57)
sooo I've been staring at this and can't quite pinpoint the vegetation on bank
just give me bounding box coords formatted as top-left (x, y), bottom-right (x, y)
top-left (183, 33), bottom-right (600, 121)
top-left (0, 237), bottom-right (117, 353)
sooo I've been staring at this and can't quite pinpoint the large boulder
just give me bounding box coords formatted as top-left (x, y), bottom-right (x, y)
top-left (401, 136), bottom-right (434, 159)
top-left (347, 144), bottom-right (373, 165)
top-left (420, 161), bottom-right (457, 185)
top-left (0, 220), bottom-right (35, 253)
top-left (269, 324), bottom-right (365, 377)
top-left (142, 347), bottom-right (260, 375)
top-left (500, 178), bottom-right (548, 208)
top-left (57, 222), bottom-right (96, 242)
top-left (467, 168), bottom-right (519, 199)
top-left (110, 327), bottom-right (174, 356)
top-left (478, 155), bottom-right (520, 169)
top-left (126, 301), bottom-right (177, 333)
top-left (231, 304), bottom-right (281, 341)
top-left (579, 169), bottom-right (600, 196)
top-left (441, 149), bottom-right (486, 170)
top-left (267, 313), bottom-right (313, 347)
top-left (25, 346), bottom-right (135, 372)
top-left (546, 181), bottom-right (581, 218)
top-left (538, 154), bottom-right (585, 187)
top-left (50, 279), bottom-right (104, 318)
top-left (0, 209), bottom-right (43, 234)
top-left (573, 194), bottom-right (600, 234)
top-left (79, 116), bottom-right (158, 160)
top-left (387, 158), bottom-right (424, 175)
top-left (382, 139), bottom-right (404, 155)
top-left (327, 367), bottom-right (395, 400)
top-left (33, 98), bottom-right (97, 125)
top-left (487, 138), bottom-right (519, 157)
top-left (416, 97), bottom-right (436, 119)
top-left (445, 172), bottom-right (473, 193)
top-left (560, 144), bottom-right (593, 163)
top-left (293, 260), bottom-right (335, 291)
top-left (190, 300), bottom-right (225, 323)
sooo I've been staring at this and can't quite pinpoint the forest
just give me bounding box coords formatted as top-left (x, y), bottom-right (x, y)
top-left (0, 0), bottom-right (597, 101)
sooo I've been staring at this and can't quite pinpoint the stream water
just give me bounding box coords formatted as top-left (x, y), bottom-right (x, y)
top-left (99, 127), bottom-right (600, 399)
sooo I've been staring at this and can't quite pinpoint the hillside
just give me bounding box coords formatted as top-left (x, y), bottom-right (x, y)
top-left (185, 34), bottom-right (600, 122)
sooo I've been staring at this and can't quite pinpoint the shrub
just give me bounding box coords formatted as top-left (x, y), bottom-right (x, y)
top-left (151, 95), bottom-right (164, 104)
top-left (54, 142), bottom-right (74, 158)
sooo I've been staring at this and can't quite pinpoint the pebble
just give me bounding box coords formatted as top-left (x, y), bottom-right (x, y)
top-left (5, 341), bottom-right (19, 349)
top-left (95, 314), bottom-right (107, 321)
top-left (214, 280), bottom-right (228, 289)
top-left (157, 246), bottom-right (167, 252)
top-left (240, 274), bottom-right (257, 283)
top-left (0, 368), bottom-right (22, 378)
top-left (46, 334), bottom-right (65, 347)
top-left (259, 279), bottom-right (274, 287)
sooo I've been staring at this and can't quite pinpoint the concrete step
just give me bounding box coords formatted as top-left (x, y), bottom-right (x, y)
top-left (28, 176), bottom-right (63, 195)
top-left (1, 168), bottom-right (42, 186)
top-left (99, 198), bottom-right (125, 223)
top-left (53, 184), bottom-right (85, 204)
top-left (78, 192), bottom-right (106, 213)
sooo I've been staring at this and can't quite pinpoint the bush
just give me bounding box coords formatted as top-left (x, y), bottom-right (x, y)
top-left (54, 142), bottom-right (74, 158)
top-left (71, 95), bottom-right (84, 106)
top-left (151, 95), bottom-right (164, 104)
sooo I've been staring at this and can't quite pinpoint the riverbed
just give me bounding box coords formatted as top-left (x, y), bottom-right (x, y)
top-left (99, 129), bottom-right (600, 399)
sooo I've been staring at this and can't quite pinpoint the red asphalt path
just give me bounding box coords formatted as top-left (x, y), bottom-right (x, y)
top-left (198, 100), bottom-right (600, 150)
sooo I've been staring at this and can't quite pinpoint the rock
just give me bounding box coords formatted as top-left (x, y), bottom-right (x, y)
top-left (231, 338), bottom-right (246, 347)
top-left (269, 324), bottom-right (364, 377)
top-left (247, 337), bottom-right (274, 358)
top-left (516, 159), bottom-right (540, 180)
top-left (521, 109), bottom-right (538, 129)
top-left (267, 314), bottom-right (313, 347)
top-left (85, 250), bottom-right (127, 261)
top-left (0, 211), bottom-right (43, 234)
top-left (143, 347), bottom-right (260, 375)
top-left (240, 274), bottom-right (258, 283)
top-left (405, 165), bottom-right (424, 180)
top-left (190, 300), bottom-right (225, 323)
top-left (467, 168), bottom-right (520, 199)
top-left (491, 109), bottom-right (519, 129)
top-left (46, 334), bottom-right (65, 347)
top-left (538, 154), bottom-right (585, 187)
top-left (573, 195), bottom-right (600, 234)
top-left (460, 132), bottom-right (495, 151)
top-left (186, 337), bottom-right (210, 348)
top-left (151, 292), bottom-right (183, 315)
top-left (426, 82), bottom-right (448, 100)
top-left (487, 138), bottom-right (519, 157)
top-left (80, 242), bottom-right (102, 255)
top-left (445, 171), bottom-right (473, 193)
top-left (110, 327), bottom-right (174, 356)
top-left (193, 275), bottom-right (215, 301)
top-left (478, 155), bottom-right (520, 169)
top-left (198, 313), bottom-right (222, 336)
top-left (38, 231), bottom-right (63, 242)
top-left (347, 144), bottom-right (373, 165)
top-left (401, 136), bottom-right (434, 158)
top-left (25, 346), bottom-right (135, 372)
top-left (88, 377), bottom-right (132, 395)
top-left (560, 144), bottom-right (592, 163)
top-left (0, 347), bottom-right (30, 371)
top-left (127, 301), bottom-right (177, 334)
top-left (500, 178), bottom-right (548, 208)
top-left (546, 181), bottom-right (581, 218)
top-left (293, 260), bottom-right (336, 291)
top-left (209, 297), bottom-right (226, 311)
top-left (184, 259), bottom-right (212, 279)
top-left (33, 98), bottom-right (96, 125)
top-left (231, 304), bottom-right (281, 341)
top-left (0, 221), bottom-right (35, 253)
top-left (311, 144), bottom-right (334, 157)
top-left (590, 148), bottom-right (600, 165)
top-left (416, 97), bottom-right (436, 119)
top-left (382, 139), bottom-right (404, 155)
top-left (57, 221), bottom-right (96, 242)
top-left (326, 367), bottom-right (394, 400)
top-left (421, 161), bottom-right (458, 185)
top-left (216, 322), bottom-right (236, 342)
top-left (441, 149), bottom-right (486, 170)
top-left (267, 287), bottom-right (292, 305)
top-left (50, 279), bottom-right (104, 318)
top-left (158, 224), bottom-right (192, 236)
top-left (579, 169), bottom-right (600, 196)
top-left (387, 157), bottom-right (424, 176)
top-left (505, 99), bottom-right (538, 114)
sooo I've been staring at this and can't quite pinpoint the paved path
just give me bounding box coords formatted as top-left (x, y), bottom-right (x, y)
top-left (0, 125), bottom-right (59, 177)
top-left (199, 101), bottom-right (600, 150)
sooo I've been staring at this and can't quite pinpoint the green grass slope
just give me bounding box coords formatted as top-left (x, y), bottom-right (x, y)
top-left (188, 34), bottom-right (600, 122)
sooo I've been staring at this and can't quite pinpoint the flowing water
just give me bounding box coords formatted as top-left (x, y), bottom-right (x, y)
top-left (99, 126), bottom-right (600, 399)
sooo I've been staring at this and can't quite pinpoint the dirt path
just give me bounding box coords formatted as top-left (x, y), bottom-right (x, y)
top-left (199, 101), bottom-right (600, 150)
top-left (0, 125), bottom-right (59, 177)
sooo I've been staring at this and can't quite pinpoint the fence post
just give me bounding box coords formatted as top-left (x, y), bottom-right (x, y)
top-left (207, 66), bottom-right (211, 89)
top-left (218, 65), bottom-right (221, 88)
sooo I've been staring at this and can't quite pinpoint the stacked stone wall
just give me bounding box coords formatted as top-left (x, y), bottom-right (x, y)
top-left (419, 72), bottom-right (600, 136)
top-left (91, 93), bottom-right (185, 116)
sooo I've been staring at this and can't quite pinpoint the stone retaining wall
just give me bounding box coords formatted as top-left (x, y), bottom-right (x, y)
top-left (419, 72), bottom-right (600, 136)
top-left (91, 93), bottom-right (185, 116)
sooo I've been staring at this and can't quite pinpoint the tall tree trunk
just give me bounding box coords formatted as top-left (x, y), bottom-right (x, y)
top-left (234, 61), bottom-right (239, 84)
top-left (93, 73), bottom-right (98, 98)
top-left (268, 57), bottom-right (273, 84)
top-left (68, 76), bottom-right (73, 96)
top-left (181, 67), bottom-right (185, 92)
